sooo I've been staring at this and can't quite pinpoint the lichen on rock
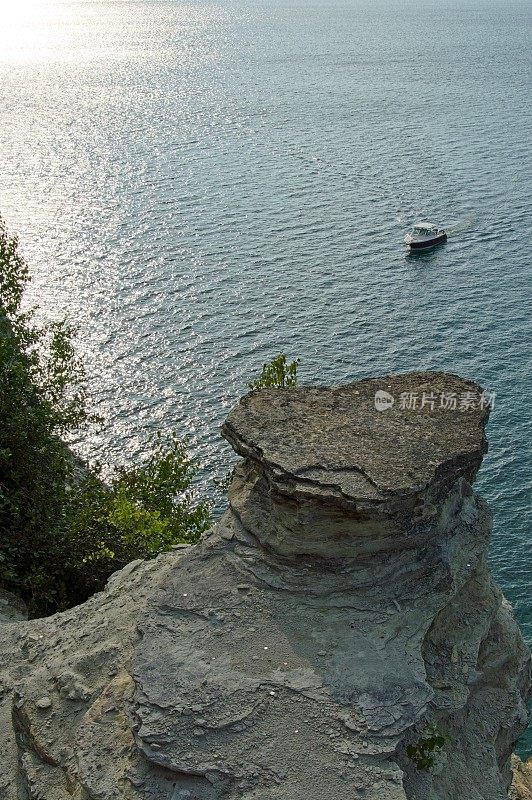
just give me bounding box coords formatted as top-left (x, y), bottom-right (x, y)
top-left (0, 372), bottom-right (529, 800)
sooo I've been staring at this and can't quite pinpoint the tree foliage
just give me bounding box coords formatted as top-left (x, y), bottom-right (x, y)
top-left (248, 353), bottom-right (299, 390)
top-left (0, 216), bottom-right (211, 616)
top-left (42, 434), bottom-right (211, 611)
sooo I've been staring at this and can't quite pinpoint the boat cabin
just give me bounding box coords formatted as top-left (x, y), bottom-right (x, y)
top-left (404, 221), bottom-right (447, 251)
top-left (412, 222), bottom-right (439, 237)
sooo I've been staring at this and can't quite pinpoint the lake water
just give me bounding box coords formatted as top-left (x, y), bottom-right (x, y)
top-left (0, 0), bottom-right (530, 753)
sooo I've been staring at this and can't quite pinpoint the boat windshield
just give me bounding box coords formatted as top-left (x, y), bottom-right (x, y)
top-left (413, 225), bottom-right (437, 235)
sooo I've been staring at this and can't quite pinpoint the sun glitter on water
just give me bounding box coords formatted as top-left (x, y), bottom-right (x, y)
top-left (0, 0), bottom-right (70, 63)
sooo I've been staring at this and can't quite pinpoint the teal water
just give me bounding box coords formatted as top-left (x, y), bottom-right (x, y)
top-left (0, 0), bottom-right (530, 754)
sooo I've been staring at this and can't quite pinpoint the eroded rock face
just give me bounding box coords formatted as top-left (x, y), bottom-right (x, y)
top-left (0, 372), bottom-right (529, 800)
top-left (510, 756), bottom-right (532, 800)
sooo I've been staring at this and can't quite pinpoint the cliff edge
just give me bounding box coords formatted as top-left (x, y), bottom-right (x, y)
top-left (0, 372), bottom-right (529, 800)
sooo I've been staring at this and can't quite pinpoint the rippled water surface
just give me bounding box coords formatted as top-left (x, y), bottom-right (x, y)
top-left (1, 0), bottom-right (530, 751)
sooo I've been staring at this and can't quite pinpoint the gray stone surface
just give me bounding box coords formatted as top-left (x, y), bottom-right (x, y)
top-left (222, 372), bottom-right (489, 508)
top-left (0, 372), bottom-right (529, 800)
top-left (0, 589), bottom-right (27, 625)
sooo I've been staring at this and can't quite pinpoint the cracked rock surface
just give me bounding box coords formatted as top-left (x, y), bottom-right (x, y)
top-left (0, 372), bottom-right (529, 800)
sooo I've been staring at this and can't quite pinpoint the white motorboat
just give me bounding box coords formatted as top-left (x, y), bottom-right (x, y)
top-left (404, 222), bottom-right (447, 252)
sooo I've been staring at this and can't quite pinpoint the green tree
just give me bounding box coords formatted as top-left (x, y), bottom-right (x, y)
top-left (0, 217), bottom-right (87, 611)
top-left (248, 353), bottom-right (300, 390)
top-left (0, 216), bottom-right (211, 616)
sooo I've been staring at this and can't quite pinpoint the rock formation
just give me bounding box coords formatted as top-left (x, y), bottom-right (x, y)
top-left (0, 372), bottom-right (529, 800)
top-left (510, 756), bottom-right (532, 800)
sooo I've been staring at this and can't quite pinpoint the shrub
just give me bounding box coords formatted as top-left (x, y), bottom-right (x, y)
top-left (406, 724), bottom-right (450, 771)
top-left (248, 353), bottom-right (300, 390)
top-left (58, 434), bottom-right (211, 607)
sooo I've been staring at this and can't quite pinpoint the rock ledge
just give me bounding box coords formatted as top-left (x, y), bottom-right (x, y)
top-left (0, 372), bottom-right (529, 800)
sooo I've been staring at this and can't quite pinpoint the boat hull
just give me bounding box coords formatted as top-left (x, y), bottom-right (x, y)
top-left (407, 232), bottom-right (447, 251)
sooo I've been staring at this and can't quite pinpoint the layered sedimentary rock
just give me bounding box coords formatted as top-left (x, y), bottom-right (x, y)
top-left (0, 372), bottom-right (529, 800)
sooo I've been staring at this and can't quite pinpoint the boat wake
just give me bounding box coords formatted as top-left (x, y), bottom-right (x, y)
top-left (443, 213), bottom-right (476, 236)
top-left (395, 203), bottom-right (476, 237)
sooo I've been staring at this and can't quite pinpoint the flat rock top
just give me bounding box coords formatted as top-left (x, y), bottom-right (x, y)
top-left (222, 372), bottom-right (489, 503)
